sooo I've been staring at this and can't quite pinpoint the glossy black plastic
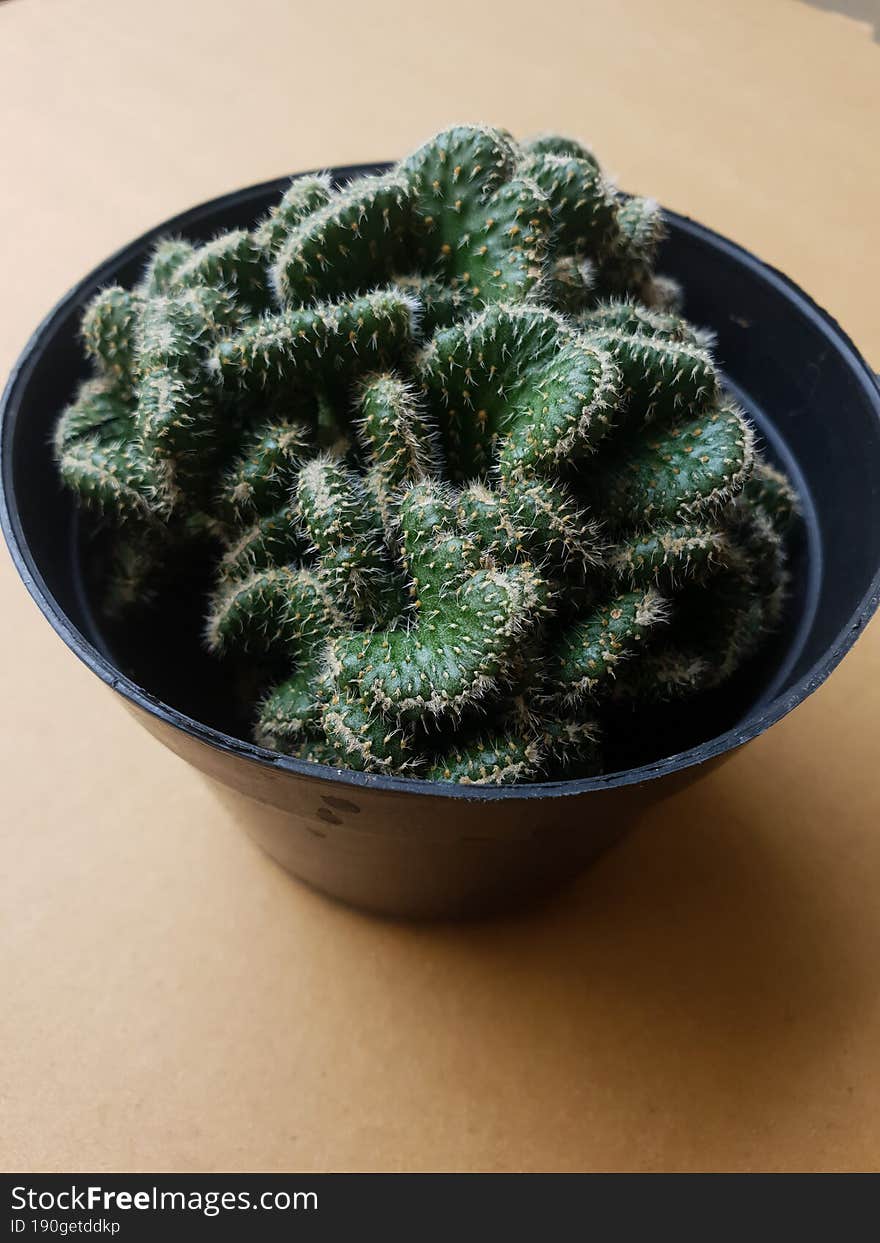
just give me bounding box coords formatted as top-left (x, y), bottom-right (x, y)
top-left (2, 166), bottom-right (879, 917)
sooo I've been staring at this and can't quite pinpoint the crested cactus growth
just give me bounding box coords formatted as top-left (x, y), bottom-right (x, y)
top-left (54, 125), bottom-right (799, 784)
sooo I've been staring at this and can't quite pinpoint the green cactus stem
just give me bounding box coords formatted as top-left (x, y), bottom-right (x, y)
top-left (323, 494), bottom-right (551, 734)
top-left (167, 230), bottom-right (268, 309)
top-left (138, 238), bottom-right (196, 296)
top-left (426, 731), bottom-right (544, 785)
top-left (520, 150), bottom-right (619, 258)
top-left (418, 303), bottom-right (620, 480)
top-left (320, 688), bottom-right (421, 774)
top-left (55, 376), bottom-right (173, 518)
top-left (296, 454), bottom-right (404, 622)
top-left (608, 523), bottom-right (731, 588)
top-left (209, 287), bottom-right (419, 390)
top-left (253, 172), bottom-right (333, 257)
top-left (403, 126), bottom-right (552, 309)
top-left (219, 416), bottom-right (312, 521)
top-left (255, 654), bottom-right (330, 750)
top-left (595, 196), bottom-right (665, 298)
top-left (456, 476), bottom-right (602, 573)
top-left (81, 285), bottom-right (143, 389)
top-left (523, 133), bottom-right (600, 168)
top-left (548, 587), bottom-right (669, 703)
top-left (217, 506), bottom-right (308, 579)
top-left (272, 172), bottom-right (412, 304)
top-left (205, 566), bottom-right (341, 658)
top-left (135, 286), bottom-right (241, 492)
top-left (581, 400), bottom-right (755, 530)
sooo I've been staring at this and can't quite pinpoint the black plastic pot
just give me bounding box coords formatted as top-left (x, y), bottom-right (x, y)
top-left (3, 165), bottom-right (880, 918)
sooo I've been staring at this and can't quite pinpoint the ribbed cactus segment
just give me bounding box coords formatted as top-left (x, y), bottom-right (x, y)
top-left (457, 477), bottom-right (601, 572)
top-left (610, 644), bottom-right (712, 702)
top-left (640, 274), bottom-right (684, 314)
top-left (418, 304), bottom-right (619, 480)
top-left (741, 460), bottom-right (800, 532)
top-left (397, 478), bottom-right (468, 589)
top-left (550, 587), bottom-right (669, 701)
top-left (272, 172), bottom-right (412, 303)
top-left (253, 172), bottom-right (333, 256)
top-left (220, 417), bottom-right (311, 519)
top-left (523, 133), bottom-right (600, 168)
top-left (55, 124), bottom-right (798, 785)
top-left (403, 126), bottom-right (551, 308)
top-left (426, 711), bottom-right (600, 785)
top-left (218, 507), bottom-right (307, 578)
top-left (583, 298), bottom-right (708, 347)
top-left (168, 230), bottom-right (267, 308)
top-left (205, 566), bottom-right (339, 656)
top-left (290, 737), bottom-right (345, 765)
top-left (296, 455), bottom-right (402, 622)
top-left (81, 286), bottom-right (142, 388)
top-left (58, 431), bottom-right (167, 520)
top-left (609, 523), bottom-right (730, 587)
top-left (582, 314), bottom-right (718, 421)
top-left (134, 288), bottom-right (240, 476)
top-left (255, 656), bottom-right (329, 749)
top-left (584, 401), bottom-right (755, 530)
top-left (358, 372), bottom-right (437, 487)
top-left (389, 274), bottom-right (468, 334)
top-left (521, 151), bottom-right (619, 255)
top-left (546, 255), bottom-right (595, 314)
top-left (538, 716), bottom-right (602, 769)
top-left (403, 124), bottom-right (517, 226)
top-left (329, 559), bottom-right (547, 721)
top-left (724, 506), bottom-right (787, 623)
top-left (613, 512), bottom-right (784, 705)
top-left (138, 285), bottom-right (239, 363)
top-left (596, 196), bottom-right (665, 297)
top-left (139, 238), bottom-right (195, 296)
top-left (320, 690), bottom-right (420, 773)
top-left (55, 375), bottom-right (133, 457)
top-left (398, 477), bottom-right (459, 543)
top-left (55, 377), bottom-right (172, 518)
top-left (136, 368), bottom-right (207, 468)
top-left (296, 456), bottom-right (378, 557)
top-left (210, 288), bottom-right (418, 389)
top-left (357, 372), bottom-right (440, 549)
top-left (426, 732), bottom-right (543, 785)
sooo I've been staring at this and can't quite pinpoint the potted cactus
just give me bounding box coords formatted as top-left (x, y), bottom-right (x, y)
top-left (53, 125), bottom-right (797, 785)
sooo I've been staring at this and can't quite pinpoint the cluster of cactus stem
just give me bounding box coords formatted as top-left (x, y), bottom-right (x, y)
top-left (55, 125), bottom-right (798, 784)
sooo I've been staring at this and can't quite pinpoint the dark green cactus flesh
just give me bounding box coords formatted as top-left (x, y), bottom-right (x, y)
top-left (403, 126), bottom-right (552, 311)
top-left (54, 125), bottom-right (799, 785)
top-left (272, 172), bottom-right (412, 304)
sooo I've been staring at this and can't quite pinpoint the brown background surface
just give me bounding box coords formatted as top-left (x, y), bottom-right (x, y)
top-left (1, 0), bottom-right (879, 1173)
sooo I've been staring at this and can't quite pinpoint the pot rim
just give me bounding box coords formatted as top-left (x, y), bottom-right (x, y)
top-left (2, 166), bottom-right (879, 802)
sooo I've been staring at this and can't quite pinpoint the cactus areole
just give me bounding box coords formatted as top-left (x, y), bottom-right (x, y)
top-left (54, 126), bottom-right (798, 785)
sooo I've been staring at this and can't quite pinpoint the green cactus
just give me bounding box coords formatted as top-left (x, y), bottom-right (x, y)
top-left (138, 238), bottom-right (195, 296)
top-left (55, 375), bottom-right (174, 519)
top-left (402, 126), bottom-right (553, 312)
top-left (81, 285), bottom-right (143, 388)
top-left (208, 287), bottom-right (418, 390)
top-left (273, 171), bottom-right (413, 304)
top-left (166, 230), bottom-right (268, 309)
top-left (253, 172), bottom-right (333, 257)
top-left (417, 303), bottom-right (620, 481)
top-left (54, 124), bottom-right (798, 785)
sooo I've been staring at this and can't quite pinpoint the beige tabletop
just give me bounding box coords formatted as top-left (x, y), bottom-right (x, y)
top-left (2, 0), bottom-right (879, 1173)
